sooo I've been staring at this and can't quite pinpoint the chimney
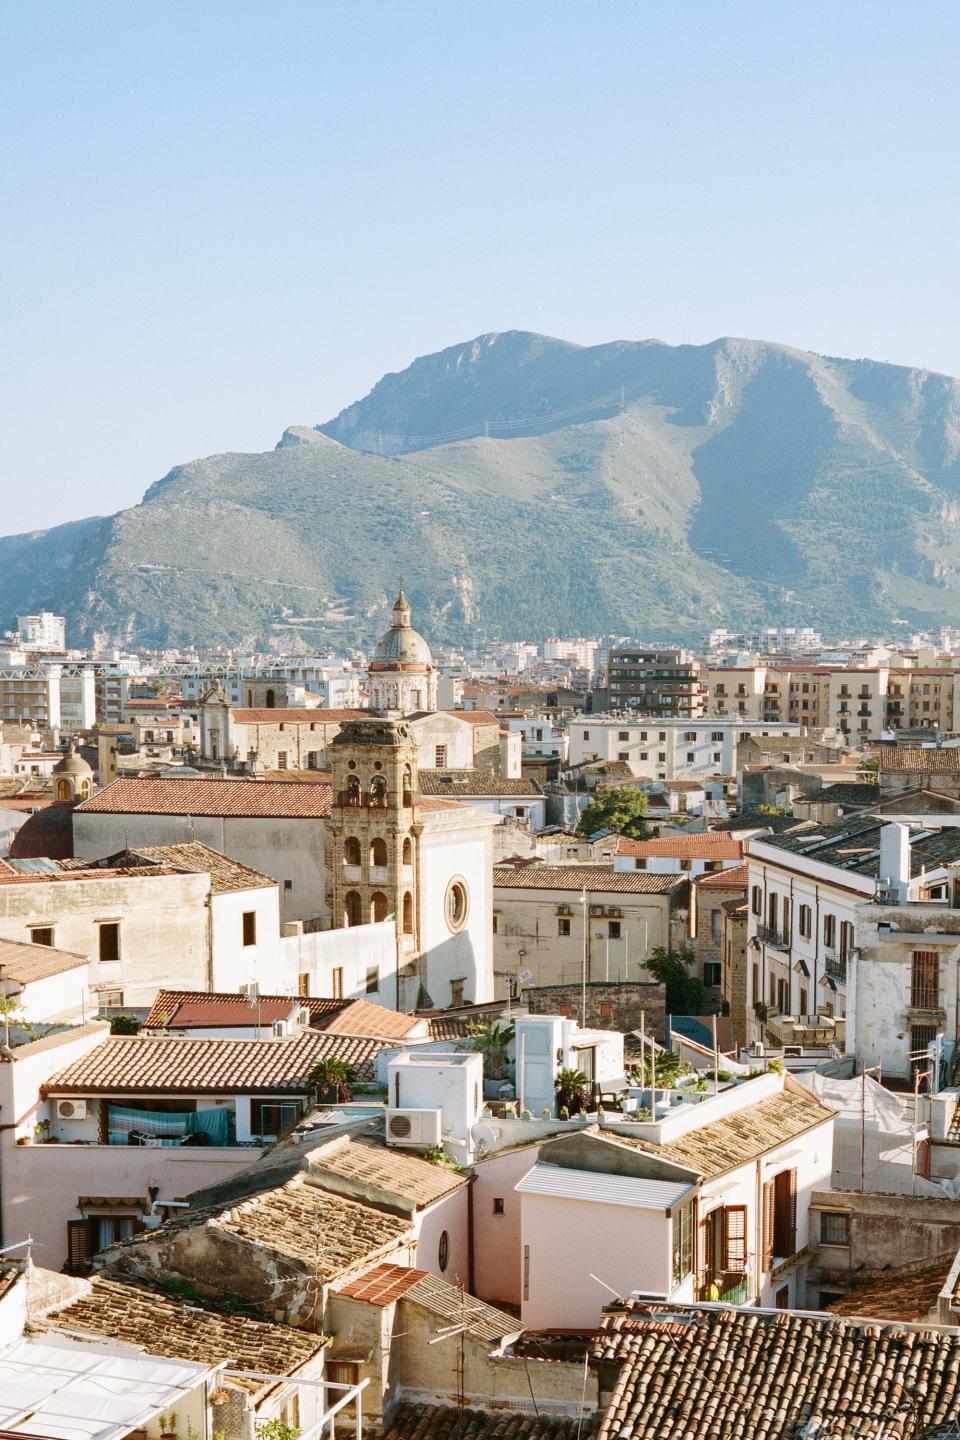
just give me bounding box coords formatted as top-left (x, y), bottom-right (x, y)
top-left (879, 822), bottom-right (910, 902)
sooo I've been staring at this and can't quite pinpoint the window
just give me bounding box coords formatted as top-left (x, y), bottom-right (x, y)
top-left (307, 751), bottom-right (318, 769)
top-left (365, 966), bottom-right (380, 994)
top-left (370, 892), bottom-right (389, 923)
top-left (618, 731), bottom-right (629, 741)
top-left (839, 920), bottom-right (854, 962)
top-left (823, 913), bottom-right (836, 948)
top-left (242, 911), bottom-right (257, 947)
top-left (608, 920), bottom-right (621, 940)
top-left (29, 926), bottom-right (54, 946)
top-left (686, 751), bottom-right (695, 763)
top-left (704, 961), bottom-right (721, 987)
top-left (713, 751), bottom-right (721, 763)
top-left (284, 879), bottom-right (293, 893)
top-left (445, 879), bottom-right (469, 932)
top-left (911, 951), bottom-right (940, 1009)
top-left (97, 987), bottom-right (123, 1008)
top-left (298, 972), bottom-right (310, 997)
top-left (370, 836), bottom-right (388, 867)
top-left (659, 732), bottom-right (666, 741)
top-left (403, 891), bottom-right (414, 935)
top-left (326, 1362), bottom-right (359, 1421)
top-left (251, 1100), bottom-right (301, 1138)
top-left (751, 885), bottom-right (762, 916)
top-left (767, 892), bottom-right (778, 929)
top-left (820, 1211), bottom-right (850, 1246)
top-left (402, 836), bottom-right (413, 866)
top-left (618, 751), bottom-right (629, 762)
top-left (684, 731), bottom-right (696, 742)
top-left (492, 912), bottom-right (499, 934)
top-left (98, 922), bottom-right (120, 962)
top-left (493, 1197), bottom-right (505, 1215)
top-left (435, 745), bottom-right (448, 767)
top-left (711, 731), bottom-right (723, 742)
top-left (558, 917), bottom-right (570, 936)
top-left (671, 1201), bottom-right (694, 1285)
top-left (370, 776), bottom-right (387, 807)
top-left (344, 891), bottom-right (362, 927)
top-left (450, 980), bottom-right (465, 1007)
top-left (331, 967), bottom-right (344, 1000)
top-left (799, 904), bottom-right (812, 939)
top-left (763, 1169), bottom-right (798, 1263)
top-left (276, 751), bottom-right (288, 770)
top-left (344, 836), bottom-right (361, 866)
top-left (658, 752), bottom-right (666, 762)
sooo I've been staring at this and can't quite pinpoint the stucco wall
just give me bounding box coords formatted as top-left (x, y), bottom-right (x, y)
top-left (280, 921), bottom-right (398, 1005)
top-left (210, 886), bottom-right (282, 992)
top-left (472, 1145), bottom-right (542, 1306)
top-left (419, 816), bottom-right (495, 1007)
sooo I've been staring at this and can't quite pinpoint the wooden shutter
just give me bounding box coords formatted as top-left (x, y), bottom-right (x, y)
top-left (787, 1169), bottom-right (798, 1257)
top-left (762, 1180), bottom-right (774, 1268)
top-left (67, 1218), bottom-right (97, 1270)
top-left (723, 1206), bottom-right (747, 1271)
top-left (697, 1216), bottom-right (709, 1288)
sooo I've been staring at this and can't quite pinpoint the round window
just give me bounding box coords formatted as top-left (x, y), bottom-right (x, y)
top-left (438, 1230), bottom-right (449, 1272)
top-left (445, 879), bottom-right (469, 933)
top-left (347, 760), bottom-right (357, 771)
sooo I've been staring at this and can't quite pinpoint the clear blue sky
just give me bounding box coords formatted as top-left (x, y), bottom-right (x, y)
top-left (1, 1), bottom-right (958, 533)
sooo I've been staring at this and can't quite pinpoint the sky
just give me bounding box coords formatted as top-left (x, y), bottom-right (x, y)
top-left (1, 1), bottom-right (959, 533)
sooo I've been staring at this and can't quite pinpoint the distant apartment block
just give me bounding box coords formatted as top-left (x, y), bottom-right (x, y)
top-left (607, 646), bottom-right (706, 716)
top-left (16, 611), bottom-right (66, 651)
top-left (568, 716), bottom-right (801, 781)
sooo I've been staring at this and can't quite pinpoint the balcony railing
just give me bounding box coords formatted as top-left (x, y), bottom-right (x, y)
top-left (756, 924), bottom-right (789, 951)
top-left (698, 1269), bottom-right (750, 1305)
top-left (824, 951), bottom-right (847, 983)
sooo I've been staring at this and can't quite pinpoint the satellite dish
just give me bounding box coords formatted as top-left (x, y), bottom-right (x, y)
top-left (472, 1121), bottom-right (500, 1151)
top-left (518, 968), bottom-right (534, 984)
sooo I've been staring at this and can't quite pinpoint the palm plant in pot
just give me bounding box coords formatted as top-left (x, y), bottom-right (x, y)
top-left (307, 1056), bottom-right (355, 1104)
top-left (554, 1067), bottom-right (590, 1116)
top-left (466, 1021), bottom-right (515, 1098)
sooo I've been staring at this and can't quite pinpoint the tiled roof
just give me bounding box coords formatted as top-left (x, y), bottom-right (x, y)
top-left (611, 1083), bottom-right (834, 1179)
top-left (314, 998), bottom-right (426, 1040)
top-left (419, 770), bottom-right (542, 797)
top-left (309, 1136), bottom-right (467, 1208)
top-left (720, 896), bottom-right (748, 916)
top-left (590, 1303), bottom-right (960, 1440)
top-left (45, 1275), bottom-right (324, 1392)
top-left (441, 710), bottom-right (500, 725)
top-left (116, 842), bottom-right (275, 894)
top-left (231, 708), bottom-right (367, 724)
top-left (825, 1255), bottom-right (953, 1323)
top-left (76, 776), bottom-right (333, 818)
top-left (696, 862), bottom-right (748, 889)
top-left (42, 1029), bottom-right (384, 1095)
top-left (142, 989), bottom-right (425, 1040)
top-left (759, 815), bottom-right (960, 878)
top-left (0, 936), bottom-right (87, 982)
top-left (376, 1403), bottom-right (591, 1440)
top-left (213, 1173), bottom-right (411, 1277)
top-left (0, 860), bottom-right (185, 886)
top-left (335, 1263), bottom-right (519, 1342)
top-left (493, 865), bottom-right (686, 895)
top-left (615, 834), bottom-right (743, 859)
top-left (426, 1016), bottom-right (474, 1040)
top-left (816, 783), bottom-right (880, 807)
top-left (879, 747), bottom-right (960, 772)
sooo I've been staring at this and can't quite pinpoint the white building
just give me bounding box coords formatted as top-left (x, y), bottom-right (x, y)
top-left (568, 716), bottom-right (802, 781)
top-left (16, 612), bottom-right (66, 651)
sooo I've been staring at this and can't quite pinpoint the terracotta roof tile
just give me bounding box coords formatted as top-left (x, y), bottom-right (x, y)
top-left (615, 834), bottom-right (744, 860)
top-left (419, 770), bottom-right (542, 797)
top-left (493, 865), bottom-right (686, 895)
top-left (0, 936), bottom-right (87, 982)
top-left (46, 1275), bottom-right (324, 1392)
top-left (309, 1136), bottom-right (467, 1209)
top-left (77, 777), bottom-right (333, 818)
top-left (335, 1264), bottom-right (518, 1342)
top-left (590, 1303), bottom-right (960, 1440)
top-left (377, 1402), bottom-right (593, 1440)
top-left (142, 990), bottom-right (424, 1040)
top-left (335, 1263), bottom-right (425, 1305)
top-left (42, 1029), bottom-right (384, 1095)
top-left (696, 863), bottom-right (749, 889)
top-left (114, 842), bottom-right (275, 894)
top-left (825, 1255), bottom-right (953, 1323)
top-left (879, 748), bottom-right (960, 772)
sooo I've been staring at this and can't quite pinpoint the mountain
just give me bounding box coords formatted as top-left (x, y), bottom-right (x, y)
top-left (5, 330), bottom-right (960, 649)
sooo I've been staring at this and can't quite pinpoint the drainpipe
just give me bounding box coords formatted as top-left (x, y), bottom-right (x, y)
top-left (467, 1175), bottom-right (476, 1294)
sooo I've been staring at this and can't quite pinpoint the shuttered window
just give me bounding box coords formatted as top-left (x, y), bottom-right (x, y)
top-left (762, 1179), bottom-right (775, 1268)
top-left (723, 1206), bottom-right (747, 1270)
top-left (66, 1218), bottom-right (98, 1271)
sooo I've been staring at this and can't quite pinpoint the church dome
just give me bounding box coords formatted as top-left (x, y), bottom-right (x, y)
top-left (370, 587), bottom-right (434, 672)
top-left (53, 742), bottom-right (92, 777)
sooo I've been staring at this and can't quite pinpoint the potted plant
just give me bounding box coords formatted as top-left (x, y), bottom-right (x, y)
top-left (307, 1057), bottom-right (355, 1104)
top-left (34, 1118), bottom-right (51, 1142)
top-left (159, 1415), bottom-right (178, 1440)
top-left (466, 1022), bottom-right (515, 1099)
top-left (554, 1067), bottom-right (590, 1116)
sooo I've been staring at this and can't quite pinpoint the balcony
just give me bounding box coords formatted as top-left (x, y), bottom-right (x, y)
top-left (756, 924), bottom-right (789, 951)
top-left (824, 951), bottom-right (847, 983)
top-left (698, 1269), bottom-right (750, 1305)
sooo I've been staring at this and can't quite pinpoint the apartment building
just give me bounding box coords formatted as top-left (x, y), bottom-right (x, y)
top-left (705, 666), bottom-right (767, 720)
top-left (607, 647), bottom-right (706, 716)
top-left (567, 716), bottom-right (801, 780)
top-left (0, 664), bottom-right (95, 730)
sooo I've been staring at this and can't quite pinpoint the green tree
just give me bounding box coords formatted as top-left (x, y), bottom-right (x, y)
top-left (755, 803), bottom-right (791, 816)
top-left (645, 946), bottom-right (704, 1015)
top-left (307, 1057), bottom-right (356, 1102)
top-left (576, 785), bottom-right (649, 839)
top-left (554, 1067), bottom-right (591, 1115)
top-left (466, 1021), bottom-right (515, 1080)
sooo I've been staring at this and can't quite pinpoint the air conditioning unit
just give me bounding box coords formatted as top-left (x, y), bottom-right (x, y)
top-left (556, 904), bottom-right (571, 916)
top-left (56, 1099), bottom-right (87, 1121)
top-left (783, 1045), bottom-right (802, 1057)
top-left (386, 1108), bottom-right (442, 1149)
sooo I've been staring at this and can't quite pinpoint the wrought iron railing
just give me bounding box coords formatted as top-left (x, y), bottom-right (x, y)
top-left (698, 1269), bottom-right (750, 1305)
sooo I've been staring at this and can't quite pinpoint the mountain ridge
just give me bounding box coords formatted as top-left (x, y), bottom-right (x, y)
top-left (4, 329), bottom-right (960, 648)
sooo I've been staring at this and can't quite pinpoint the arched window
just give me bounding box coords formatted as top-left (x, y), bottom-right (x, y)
top-left (402, 891), bottom-right (414, 935)
top-left (344, 890), bottom-right (362, 927)
top-left (265, 689), bottom-right (276, 709)
top-left (438, 1230), bottom-right (449, 1272)
top-left (346, 775), bottom-right (361, 807)
top-left (370, 837), bottom-right (388, 868)
top-left (402, 766), bottom-right (413, 807)
top-left (402, 837), bottom-right (413, 867)
top-left (56, 779), bottom-right (72, 801)
top-left (370, 775), bottom-right (387, 808)
top-left (371, 892), bottom-right (389, 923)
top-left (344, 836), bottom-right (361, 867)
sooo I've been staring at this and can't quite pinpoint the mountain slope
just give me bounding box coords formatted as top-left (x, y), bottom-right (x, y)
top-left (5, 331), bottom-right (960, 648)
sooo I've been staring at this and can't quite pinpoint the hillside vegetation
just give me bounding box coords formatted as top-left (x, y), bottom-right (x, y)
top-left (4, 330), bottom-right (960, 647)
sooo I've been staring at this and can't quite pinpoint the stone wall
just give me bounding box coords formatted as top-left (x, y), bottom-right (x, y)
top-left (521, 979), bottom-right (665, 1037)
top-left (807, 1188), bottom-right (960, 1296)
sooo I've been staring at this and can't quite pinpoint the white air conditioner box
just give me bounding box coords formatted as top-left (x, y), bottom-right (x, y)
top-left (386, 1108), bottom-right (442, 1148)
top-left (56, 1099), bottom-right (87, 1120)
